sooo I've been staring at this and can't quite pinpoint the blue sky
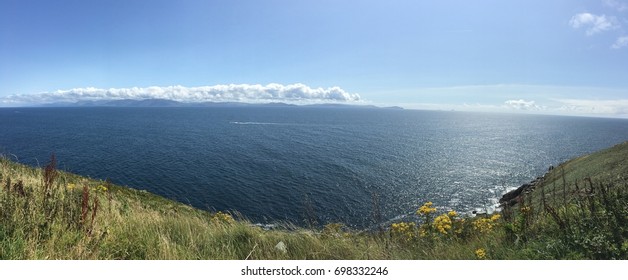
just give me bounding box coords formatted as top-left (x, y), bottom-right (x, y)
top-left (1, 0), bottom-right (628, 117)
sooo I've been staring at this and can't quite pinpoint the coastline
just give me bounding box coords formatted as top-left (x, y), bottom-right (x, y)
top-left (499, 166), bottom-right (552, 207)
top-left (1, 141), bottom-right (626, 259)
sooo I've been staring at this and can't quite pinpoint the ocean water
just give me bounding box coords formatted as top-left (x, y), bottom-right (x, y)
top-left (2, 107), bottom-right (628, 228)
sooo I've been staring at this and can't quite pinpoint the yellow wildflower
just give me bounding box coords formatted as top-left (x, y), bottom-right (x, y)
top-left (211, 211), bottom-right (235, 224)
top-left (448, 210), bottom-right (457, 217)
top-left (417, 201), bottom-right (437, 215)
top-left (473, 219), bottom-right (490, 233)
top-left (475, 248), bottom-right (487, 260)
top-left (433, 214), bottom-right (452, 235)
top-left (390, 222), bottom-right (416, 240)
top-left (473, 215), bottom-right (500, 234)
top-left (92, 184), bottom-right (108, 192)
top-left (490, 214), bottom-right (501, 222)
top-left (66, 183), bottom-right (76, 190)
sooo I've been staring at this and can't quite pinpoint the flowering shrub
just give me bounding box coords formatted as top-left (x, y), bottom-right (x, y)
top-left (389, 202), bottom-right (483, 242)
top-left (473, 214), bottom-right (501, 234)
top-left (211, 211), bottom-right (235, 224)
top-left (490, 214), bottom-right (501, 222)
top-left (417, 201), bottom-right (437, 215)
top-left (433, 214), bottom-right (452, 235)
top-left (96, 184), bottom-right (108, 192)
top-left (390, 222), bottom-right (416, 241)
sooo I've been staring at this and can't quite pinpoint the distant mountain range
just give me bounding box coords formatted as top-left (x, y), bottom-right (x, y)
top-left (37, 99), bottom-right (403, 110)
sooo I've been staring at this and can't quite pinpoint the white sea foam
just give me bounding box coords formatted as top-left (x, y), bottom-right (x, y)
top-left (230, 121), bottom-right (283, 125)
top-left (484, 184), bottom-right (520, 214)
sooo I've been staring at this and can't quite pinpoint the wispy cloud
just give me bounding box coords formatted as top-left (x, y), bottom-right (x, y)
top-left (603, 0), bottom-right (628, 12)
top-left (611, 35), bottom-right (628, 49)
top-left (569, 13), bottom-right (619, 35)
top-left (0, 84), bottom-right (361, 106)
top-left (555, 98), bottom-right (628, 115)
top-left (390, 84), bottom-right (628, 117)
top-left (504, 99), bottom-right (541, 110)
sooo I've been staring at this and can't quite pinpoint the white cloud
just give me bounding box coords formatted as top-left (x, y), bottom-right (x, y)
top-left (0, 83), bottom-right (361, 106)
top-left (504, 99), bottom-right (541, 110)
top-left (611, 35), bottom-right (628, 48)
top-left (569, 13), bottom-right (619, 35)
top-left (603, 0), bottom-right (628, 12)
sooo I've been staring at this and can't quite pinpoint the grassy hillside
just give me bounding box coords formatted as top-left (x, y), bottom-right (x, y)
top-left (499, 141), bottom-right (628, 259)
top-left (1, 142), bottom-right (627, 259)
top-left (543, 141), bottom-right (628, 186)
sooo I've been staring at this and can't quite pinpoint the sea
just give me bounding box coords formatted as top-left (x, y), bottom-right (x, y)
top-left (1, 106), bottom-right (628, 228)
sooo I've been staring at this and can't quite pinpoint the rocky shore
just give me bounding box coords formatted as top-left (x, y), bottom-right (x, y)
top-left (499, 165), bottom-right (554, 207)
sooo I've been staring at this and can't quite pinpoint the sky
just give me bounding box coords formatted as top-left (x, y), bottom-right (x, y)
top-left (1, 0), bottom-right (628, 117)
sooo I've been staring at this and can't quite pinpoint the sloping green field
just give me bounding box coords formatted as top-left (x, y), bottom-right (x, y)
top-left (543, 141), bottom-right (628, 187)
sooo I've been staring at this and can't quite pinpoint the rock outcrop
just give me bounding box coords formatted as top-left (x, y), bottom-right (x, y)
top-left (499, 167), bottom-right (552, 207)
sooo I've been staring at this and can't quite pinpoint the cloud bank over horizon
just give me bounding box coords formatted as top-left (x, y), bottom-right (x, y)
top-left (0, 84), bottom-right (361, 106)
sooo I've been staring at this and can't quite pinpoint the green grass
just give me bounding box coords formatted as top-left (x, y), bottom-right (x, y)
top-left (1, 142), bottom-right (627, 259)
top-left (499, 141), bottom-right (628, 259)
